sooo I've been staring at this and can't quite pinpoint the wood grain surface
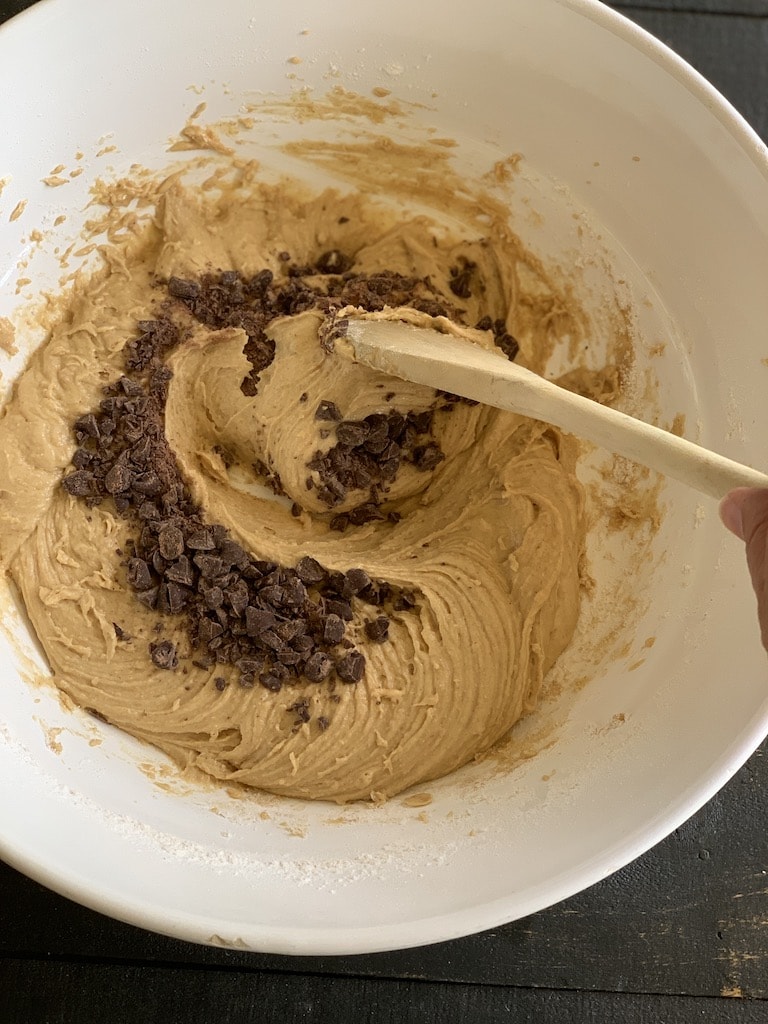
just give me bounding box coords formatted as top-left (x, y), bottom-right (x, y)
top-left (1, 1), bottom-right (767, 1021)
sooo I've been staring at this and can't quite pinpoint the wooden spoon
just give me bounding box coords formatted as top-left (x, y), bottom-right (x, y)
top-left (343, 318), bottom-right (768, 500)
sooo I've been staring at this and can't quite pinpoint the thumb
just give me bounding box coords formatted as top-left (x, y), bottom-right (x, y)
top-left (720, 488), bottom-right (768, 651)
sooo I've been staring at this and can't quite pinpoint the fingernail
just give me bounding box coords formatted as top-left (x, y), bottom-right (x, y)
top-left (719, 489), bottom-right (749, 540)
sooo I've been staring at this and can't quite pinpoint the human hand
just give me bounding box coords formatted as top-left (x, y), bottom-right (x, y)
top-left (720, 488), bottom-right (768, 652)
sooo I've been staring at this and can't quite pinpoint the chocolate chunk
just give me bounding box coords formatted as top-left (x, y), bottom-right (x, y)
top-left (380, 441), bottom-right (401, 463)
top-left (152, 550), bottom-right (168, 575)
top-left (127, 558), bottom-right (153, 591)
top-left (118, 376), bottom-right (145, 397)
top-left (113, 622), bottom-right (131, 641)
top-left (315, 400), bottom-right (342, 422)
top-left (318, 715), bottom-right (330, 730)
top-left (137, 500), bottom-right (160, 521)
top-left (393, 590), bottom-right (418, 611)
top-left (198, 618), bottom-right (224, 644)
top-left (104, 460), bottom-right (132, 494)
top-left (137, 587), bottom-right (159, 610)
top-left (262, 568), bottom-right (286, 589)
top-left (281, 580), bottom-right (307, 607)
top-left (246, 606), bottom-right (278, 636)
top-left (345, 568), bottom-right (371, 594)
top-left (336, 420), bottom-right (370, 447)
top-left (158, 524), bottom-right (185, 560)
top-left (214, 677), bottom-right (227, 691)
top-left (408, 410), bottom-right (433, 435)
top-left (260, 585), bottom-right (286, 608)
top-left (496, 332), bottom-right (520, 361)
top-left (249, 268), bottom-right (274, 293)
top-left (218, 539), bottom-right (250, 569)
top-left (259, 672), bottom-right (283, 692)
top-left (236, 657), bottom-right (263, 676)
top-left (325, 570), bottom-right (354, 599)
top-left (315, 250), bottom-right (353, 274)
top-left (365, 412), bottom-right (389, 432)
top-left (166, 555), bottom-right (194, 587)
top-left (166, 582), bottom-right (189, 615)
top-left (194, 554), bottom-right (224, 579)
top-left (295, 555), bottom-right (326, 585)
top-left (62, 470), bottom-right (96, 497)
top-left (304, 651), bottom-right (332, 683)
top-left (363, 429), bottom-right (389, 454)
top-left (325, 476), bottom-right (347, 502)
top-left (187, 528), bottom-right (215, 550)
top-left (272, 663), bottom-right (290, 682)
top-left (274, 620), bottom-right (305, 643)
top-left (326, 599), bottom-right (353, 621)
top-left (365, 616), bottom-right (390, 643)
top-left (348, 503), bottom-right (386, 527)
top-left (168, 276), bottom-right (201, 299)
top-left (202, 585), bottom-right (224, 609)
top-left (448, 258), bottom-right (476, 299)
top-left (130, 432), bottom-right (153, 460)
top-left (74, 413), bottom-right (100, 438)
top-left (149, 366), bottom-right (173, 399)
top-left (359, 581), bottom-right (391, 606)
top-left (336, 650), bottom-right (366, 683)
top-left (225, 580), bottom-right (249, 616)
top-left (290, 698), bottom-right (312, 724)
top-left (412, 443), bottom-right (445, 471)
top-left (323, 614), bottom-right (345, 645)
top-left (133, 470), bottom-right (164, 496)
top-left (259, 629), bottom-right (285, 652)
top-left (150, 639), bottom-right (178, 670)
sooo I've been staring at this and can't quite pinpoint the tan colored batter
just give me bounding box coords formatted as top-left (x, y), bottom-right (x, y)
top-left (0, 173), bottom-right (591, 802)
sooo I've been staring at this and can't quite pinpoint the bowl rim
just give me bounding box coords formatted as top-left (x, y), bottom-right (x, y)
top-left (1, 0), bottom-right (768, 955)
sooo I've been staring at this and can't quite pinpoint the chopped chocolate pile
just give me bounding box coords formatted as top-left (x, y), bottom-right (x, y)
top-left (167, 270), bottom-right (287, 397)
top-left (320, 268), bottom-right (460, 321)
top-left (307, 407), bottom-right (445, 530)
top-left (167, 263), bottom-right (464, 399)
top-left (60, 250), bottom-right (511, 701)
top-left (61, 320), bottom-right (404, 696)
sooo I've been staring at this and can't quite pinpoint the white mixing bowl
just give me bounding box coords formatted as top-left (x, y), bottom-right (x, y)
top-left (1, 0), bottom-right (767, 954)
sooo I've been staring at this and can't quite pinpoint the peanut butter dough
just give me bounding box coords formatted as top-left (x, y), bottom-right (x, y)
top-left (0, 173), bottom-right (589, 802)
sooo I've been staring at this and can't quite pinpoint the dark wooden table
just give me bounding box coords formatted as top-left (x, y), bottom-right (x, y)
top-left (2, 1), bottom-right (768, 1020)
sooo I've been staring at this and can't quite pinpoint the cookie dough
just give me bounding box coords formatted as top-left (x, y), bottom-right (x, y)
top-left (0, 174), bottom-right (587, 802)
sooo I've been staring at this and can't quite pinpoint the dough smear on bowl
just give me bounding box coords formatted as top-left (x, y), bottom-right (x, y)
top-left (0, 171), bottom-right (611, 802)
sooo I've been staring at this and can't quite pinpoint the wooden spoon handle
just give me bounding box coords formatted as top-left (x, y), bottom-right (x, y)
top-left (345, 319), bottom-right (768, 500)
